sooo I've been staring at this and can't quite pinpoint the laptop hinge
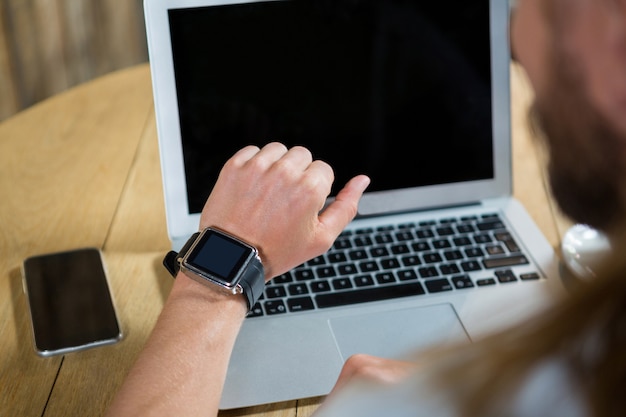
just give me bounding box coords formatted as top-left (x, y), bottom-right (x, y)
top-left (354, 201), bottom-right (483, 220)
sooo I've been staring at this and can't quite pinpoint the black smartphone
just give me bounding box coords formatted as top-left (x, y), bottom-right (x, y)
top-left (22, 248), bottom-right (122, 356)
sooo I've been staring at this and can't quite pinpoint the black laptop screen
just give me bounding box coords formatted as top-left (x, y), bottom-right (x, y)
top-left (169, 0), bottom-right (493, 214)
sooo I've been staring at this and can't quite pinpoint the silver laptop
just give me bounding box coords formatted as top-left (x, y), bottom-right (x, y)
top-left (144, 0), bottom-right (564, 409)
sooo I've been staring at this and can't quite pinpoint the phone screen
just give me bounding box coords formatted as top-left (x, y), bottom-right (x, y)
top-left (22, 248), bottom-right (122, 356)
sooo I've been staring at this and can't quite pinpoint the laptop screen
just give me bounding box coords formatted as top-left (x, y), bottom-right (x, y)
top-left (168, 0), bottom-right (493, 215)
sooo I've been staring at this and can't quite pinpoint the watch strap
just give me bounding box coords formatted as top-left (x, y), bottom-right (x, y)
top-left (237, 257), bottom-right (265, 310)
top-left (163, 232), bottom-right (200, 277)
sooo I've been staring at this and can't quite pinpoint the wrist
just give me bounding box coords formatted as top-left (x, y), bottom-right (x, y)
top-left (171, 272), bottom-right (248, 318)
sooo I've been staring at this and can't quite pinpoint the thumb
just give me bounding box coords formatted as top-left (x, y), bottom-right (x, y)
top-left (318, 175), bottom-right (370, 235)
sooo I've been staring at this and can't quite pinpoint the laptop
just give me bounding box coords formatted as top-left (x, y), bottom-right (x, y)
top-left (144, 0), bottom-right (564, 409)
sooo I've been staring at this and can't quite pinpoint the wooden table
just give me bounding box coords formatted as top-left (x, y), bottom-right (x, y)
top-left (0, 63), bottom-right (571, 417)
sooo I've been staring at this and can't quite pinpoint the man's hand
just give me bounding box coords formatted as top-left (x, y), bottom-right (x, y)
top-left (199, 142), bottom-right (370, 280)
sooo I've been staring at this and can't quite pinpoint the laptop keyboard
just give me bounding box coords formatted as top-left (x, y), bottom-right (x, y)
top-left (247, 213), bottom-right (541, 318)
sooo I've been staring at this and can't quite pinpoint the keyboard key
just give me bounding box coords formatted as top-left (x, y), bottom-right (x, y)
top-left (359, 260), bottom-right (379, 273)
top-left (477, 220), bottom-right (506, 231)
top-left (395, 230), bottom-right (414, 241)
top-left (495, 269), bottom-right (518, 283)
top-left (354, 236), bottom-right (373, 247)
top-left (266, 286), bottom-right (287, 299)
top-left (390, 243), bottom-right (410, 255)
top-left (349, 249), bottom-right (368, 260)
top-left (332, 278), bottom-right (353, 290)
top-left (316, 266), bottom-right (337, 278)
top-left (288, 283), bottom-right (310, 296)
top-left (401, 255), bottom-right (421, 267)
top-left (327, 252), bottom-right (348, 263)
top-left (453, 237), bottom-right (472, 246)
top-left (310, 280), bottom-right (332, 293)
top-left (338, 263), bottom-right (358, 275)
top-left (380, 258), bottom-right (401, 270)
top-left (483, 255), bottom-right (529, 269)
top-left (354, 274), bottom-right (375, 287)
top-left (520, 272), bottom-right (540, 280)
top-left (443, 250), bottom-right (463, 261)
top-left (461, 260), bottom-right (482, 272)
top-left (308, 255), bottom-right (326, 266)
top-left (476, 278), bottom-right (496, 286)
top-left (412, 241), bottom-right (431, 252)
top-left (456, 224), bottom-right (475, 234)
top-left (439, 263), bottom-right (460, 275)
top-left (288, 297), bottom-right (315, 312)
top-left (370, 247), bottom-right (390, 257)
top-left (397, 269), bottom-right (418, 281)
top-left (452, 275), bottom-right (474, 289)
top-left (425, 278), bottom-right (453, 293)
top-left (460, 215), bottom-right (478, 221)
top-left (432, 239), bottom-right (451, 249)
top-left (495, 232), bottom-right (522, 252)
top-left (439, 218), bottom-right (457, 224)
top-left (485, 244), bottom-right (506, 255)
top-left (333, 238), bottom-right (352, 250)
top-left (316, 282), bottom-right (425, 308)
top-left (273, 272), bottom-right (294, 284)
top-left (473, 233), bottom-right (492, 244)
top-left (423, 253), bottom-right (443, 264)
top-left (419, 266), bottom-right (439, 278)
top-left (464, 247), bottom-right (484, 258)
top-left (264, 300), bottom-right (287, 315)
top-left (375, 234), bottom-right (394, 244)
top-left (295, 269), bottom-right (315, 281)
top-left (375, 272), bottom-right (396, 285)
top-left (436, 226), bottom-right (455, 236)
top-left (416, 229), bottom-right (435, 239)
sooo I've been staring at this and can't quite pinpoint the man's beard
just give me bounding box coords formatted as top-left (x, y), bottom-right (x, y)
top-left (530, 52), bottom-right (625, 233)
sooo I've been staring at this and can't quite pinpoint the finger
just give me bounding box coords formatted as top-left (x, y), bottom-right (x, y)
top-left (329, 354), bottom-right (415, 398)
top-left (228, 145), bottom-right (261, 167)
top-left (249, 142), bottom-right (289, 168)
top-left (301, 159), bottom-right (335, 196)
top-left (318, 174), bottom-right (370, 234)
top-left (274, 145), bottom-right (313, 173)
top-left (328, 354), bottom-right (380, 396)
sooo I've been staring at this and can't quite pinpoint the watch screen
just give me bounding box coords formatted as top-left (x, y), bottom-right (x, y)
top-left (186, 230), bottom-right (253, 284)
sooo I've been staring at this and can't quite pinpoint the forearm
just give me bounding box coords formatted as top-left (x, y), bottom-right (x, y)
top-left (105, 274), bottom-right (248, 417)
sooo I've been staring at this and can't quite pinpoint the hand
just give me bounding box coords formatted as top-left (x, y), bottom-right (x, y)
top-left (328, 354), bottom-right (417, 398)
top-left (199, 142), bottom-right (370, 280)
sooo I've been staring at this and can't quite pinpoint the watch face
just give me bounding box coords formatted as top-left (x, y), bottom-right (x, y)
top-left (185, 229), bottom-right (255, 286)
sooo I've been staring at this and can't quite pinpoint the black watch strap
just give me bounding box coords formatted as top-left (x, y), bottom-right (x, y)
top-left (237, 257), bottom-right (266, 311)
top-left (163, 232), bottom-right (200, 277)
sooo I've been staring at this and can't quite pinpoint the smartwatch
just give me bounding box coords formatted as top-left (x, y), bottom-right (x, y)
top-left (163, 227), bottom-right (266, 310)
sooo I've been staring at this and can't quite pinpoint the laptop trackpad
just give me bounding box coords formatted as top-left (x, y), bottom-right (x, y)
top-left (329, 303), bottom-right (469, 361)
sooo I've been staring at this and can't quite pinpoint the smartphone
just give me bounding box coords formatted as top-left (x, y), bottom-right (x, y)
top-left (22, 248), bottom-right (122, 356)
